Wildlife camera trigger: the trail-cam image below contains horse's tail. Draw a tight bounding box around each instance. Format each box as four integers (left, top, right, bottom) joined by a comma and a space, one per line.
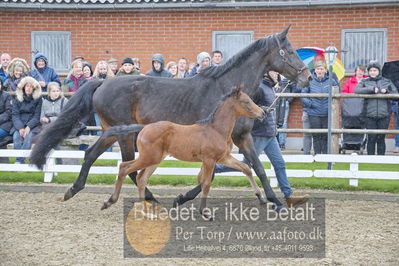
30, 79, 104, 169
103, 124, 145, 138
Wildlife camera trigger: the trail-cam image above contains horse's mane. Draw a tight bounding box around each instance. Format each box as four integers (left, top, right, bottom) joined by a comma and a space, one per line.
196, 88, 238, 125
199, 36, 272, 79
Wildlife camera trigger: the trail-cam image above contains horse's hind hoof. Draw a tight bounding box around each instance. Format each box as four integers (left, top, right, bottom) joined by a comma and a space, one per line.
172, 194, 184, 208
63, 187, 75, 201
63, 185, 84, 201
267, 196, 283, 208
270, 203, 284, 213
101, 202, 109, 210
200, 212, 214, 221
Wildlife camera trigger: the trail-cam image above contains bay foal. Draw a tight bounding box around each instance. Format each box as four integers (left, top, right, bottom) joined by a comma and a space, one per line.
101, 86, 266, 216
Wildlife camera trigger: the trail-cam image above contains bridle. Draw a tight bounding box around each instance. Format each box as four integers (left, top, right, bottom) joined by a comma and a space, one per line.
273, 34, 307, 75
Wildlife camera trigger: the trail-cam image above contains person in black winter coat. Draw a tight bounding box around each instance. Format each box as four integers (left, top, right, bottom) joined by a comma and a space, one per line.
11, 77, 42, 163
0, 78, 13, 146
355, 60, 398, 155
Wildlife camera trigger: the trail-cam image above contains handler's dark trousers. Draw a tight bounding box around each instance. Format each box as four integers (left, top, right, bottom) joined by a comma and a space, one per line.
309, 115, 328, 154
366, 117, 390, 155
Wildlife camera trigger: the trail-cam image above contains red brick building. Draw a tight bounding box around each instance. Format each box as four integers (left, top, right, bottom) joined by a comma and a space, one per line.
1, 0, 398, 149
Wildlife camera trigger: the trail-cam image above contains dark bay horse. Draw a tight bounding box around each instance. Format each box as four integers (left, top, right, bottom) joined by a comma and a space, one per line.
30, 26, 311, 208
101, 86, 266, 217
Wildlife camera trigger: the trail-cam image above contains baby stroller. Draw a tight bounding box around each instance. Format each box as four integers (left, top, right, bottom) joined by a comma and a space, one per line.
339, 97, 367, 154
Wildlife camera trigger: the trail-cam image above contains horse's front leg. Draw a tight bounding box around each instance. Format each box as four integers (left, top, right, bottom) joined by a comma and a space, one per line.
173, 168, 209, 207
64, 134, 116, 201
233, 133, 283, 209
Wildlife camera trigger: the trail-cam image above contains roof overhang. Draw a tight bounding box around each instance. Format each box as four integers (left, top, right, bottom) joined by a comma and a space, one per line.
1, 0, 398, 11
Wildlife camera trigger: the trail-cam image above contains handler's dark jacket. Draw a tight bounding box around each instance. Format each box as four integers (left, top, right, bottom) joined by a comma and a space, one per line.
355, 74, 398, 119
251, 78, 277, 138
11, 77, 42, 134
0, 89, 12, 133
275, 78, 297, 127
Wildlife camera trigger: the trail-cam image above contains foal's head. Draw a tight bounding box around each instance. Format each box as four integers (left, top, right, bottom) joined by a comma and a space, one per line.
230, 85, 265, 120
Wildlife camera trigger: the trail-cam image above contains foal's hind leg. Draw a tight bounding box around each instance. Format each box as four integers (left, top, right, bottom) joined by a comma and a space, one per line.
136, 164, 158, 200
64, 134, 116, 201
218, 155, 266, 204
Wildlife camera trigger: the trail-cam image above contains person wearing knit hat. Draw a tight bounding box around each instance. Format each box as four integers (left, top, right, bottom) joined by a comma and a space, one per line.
314, 60, 326, 70
107, 58, 118, 75
355, 60, 398, 155
188, 51, 211, 78
116, 57, 140, 76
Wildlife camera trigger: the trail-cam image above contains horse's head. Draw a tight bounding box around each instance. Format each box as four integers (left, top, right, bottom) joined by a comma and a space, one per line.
232, 85, 265, 120
265, 26, 312, 88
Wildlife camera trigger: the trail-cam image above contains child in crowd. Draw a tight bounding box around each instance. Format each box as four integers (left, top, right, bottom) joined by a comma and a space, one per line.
40, 82, 68, 125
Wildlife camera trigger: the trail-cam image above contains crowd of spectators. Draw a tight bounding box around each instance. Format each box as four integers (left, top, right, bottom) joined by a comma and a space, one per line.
0, 50, 225, 162
0, 49, 398, 162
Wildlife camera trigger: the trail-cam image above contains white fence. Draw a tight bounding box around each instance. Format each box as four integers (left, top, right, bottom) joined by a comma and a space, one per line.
0, 149, 398, 187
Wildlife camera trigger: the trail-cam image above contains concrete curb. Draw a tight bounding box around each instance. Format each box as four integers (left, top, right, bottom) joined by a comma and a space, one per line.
0, 183, 398, 202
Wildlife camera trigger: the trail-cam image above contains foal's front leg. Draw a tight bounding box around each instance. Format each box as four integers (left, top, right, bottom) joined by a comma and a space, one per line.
218, 155, 267, 204
199, 161, 216, 220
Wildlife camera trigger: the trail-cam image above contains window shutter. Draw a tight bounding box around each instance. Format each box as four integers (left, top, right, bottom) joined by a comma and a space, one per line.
31, 31, 71, 73
212, 31, 254, 62
341, 28, 387, 73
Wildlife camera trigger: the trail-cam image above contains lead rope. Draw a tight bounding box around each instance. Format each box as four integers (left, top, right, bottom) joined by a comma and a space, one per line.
264, 80, 291, 113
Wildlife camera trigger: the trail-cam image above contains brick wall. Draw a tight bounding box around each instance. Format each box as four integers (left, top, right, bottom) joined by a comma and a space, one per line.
1, 6, 398, 135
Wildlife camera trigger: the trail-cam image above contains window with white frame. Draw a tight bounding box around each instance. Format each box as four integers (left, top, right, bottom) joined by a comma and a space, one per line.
341, 28, 387, 74
31, 31, 71, 73
212, 31, 254, 63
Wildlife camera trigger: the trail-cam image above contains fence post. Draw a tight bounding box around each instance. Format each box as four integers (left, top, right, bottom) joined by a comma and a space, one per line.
332, 86, 340, 154
349, 153, 359, 186
44, 157, 55, 183
116, 159, 122, 180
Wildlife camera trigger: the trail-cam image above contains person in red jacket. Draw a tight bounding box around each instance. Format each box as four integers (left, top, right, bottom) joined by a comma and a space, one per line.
342, 65, 367, 93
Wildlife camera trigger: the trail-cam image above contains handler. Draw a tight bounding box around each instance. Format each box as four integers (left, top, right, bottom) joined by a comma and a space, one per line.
215, 70, 310, 207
